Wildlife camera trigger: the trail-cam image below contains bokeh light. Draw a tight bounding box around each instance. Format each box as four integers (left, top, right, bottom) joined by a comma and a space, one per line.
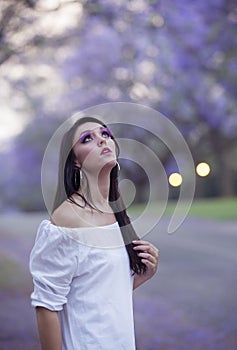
168, 172, 183, 187
196, 162, 211, 177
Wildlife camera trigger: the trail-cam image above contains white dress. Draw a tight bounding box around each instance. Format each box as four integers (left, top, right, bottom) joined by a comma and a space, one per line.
29, 220, 136, 350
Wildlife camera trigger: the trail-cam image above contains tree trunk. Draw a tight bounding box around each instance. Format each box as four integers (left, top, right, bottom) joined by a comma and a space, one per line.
218, 151, 235, 197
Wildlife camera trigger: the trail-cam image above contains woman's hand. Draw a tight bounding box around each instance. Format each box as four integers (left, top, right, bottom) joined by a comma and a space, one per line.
132, 240, 159, 289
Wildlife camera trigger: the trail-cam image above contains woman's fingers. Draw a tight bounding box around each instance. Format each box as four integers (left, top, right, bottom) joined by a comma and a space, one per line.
132, 240, 159, 278
133, 240, 159, 257
141, 259, 157, 268
133, 240, 159, 274
137, 252, 157, 263
133, 244, 151, 251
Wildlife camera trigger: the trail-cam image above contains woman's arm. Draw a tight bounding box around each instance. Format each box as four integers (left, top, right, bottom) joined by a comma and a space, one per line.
132, 240, 159, 290
36, 307, 62, 350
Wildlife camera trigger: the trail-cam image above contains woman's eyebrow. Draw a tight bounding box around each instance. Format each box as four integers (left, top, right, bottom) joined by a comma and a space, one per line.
79, 130, 90, 137
79, 126, 103, 138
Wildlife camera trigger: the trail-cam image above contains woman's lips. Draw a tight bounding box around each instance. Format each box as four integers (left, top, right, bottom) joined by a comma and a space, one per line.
100, 147, 112, 155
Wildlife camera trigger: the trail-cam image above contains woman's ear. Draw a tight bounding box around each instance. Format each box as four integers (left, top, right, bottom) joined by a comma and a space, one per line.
73, 159, 81, 169
74, 160, 81, 169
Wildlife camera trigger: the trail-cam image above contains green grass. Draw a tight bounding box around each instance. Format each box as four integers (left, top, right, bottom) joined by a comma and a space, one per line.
128, 197, 237, 220
0, 257, 30, 290
0, 257, 20, 289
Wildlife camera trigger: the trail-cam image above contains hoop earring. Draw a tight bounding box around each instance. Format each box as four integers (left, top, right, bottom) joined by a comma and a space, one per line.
80, 168, 83, 182
116, 161, 120, 172
74, 166, 80, 188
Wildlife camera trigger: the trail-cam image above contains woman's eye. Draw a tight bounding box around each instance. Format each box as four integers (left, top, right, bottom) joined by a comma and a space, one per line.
80, 133, 92, 143
102, 131, 110, 138
101, 127, 113, 138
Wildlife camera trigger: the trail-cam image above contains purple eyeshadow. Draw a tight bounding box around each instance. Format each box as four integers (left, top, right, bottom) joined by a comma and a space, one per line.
101, 127, 113, 137
79, 127, 113, 143
79, 131, 91, 143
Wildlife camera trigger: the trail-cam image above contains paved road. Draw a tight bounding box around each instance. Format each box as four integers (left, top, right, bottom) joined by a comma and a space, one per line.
134, 215, 237, 349
0, 213, 236, 350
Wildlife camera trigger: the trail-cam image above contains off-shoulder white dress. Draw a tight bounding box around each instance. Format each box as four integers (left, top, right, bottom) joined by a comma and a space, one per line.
29, 220, 135, 350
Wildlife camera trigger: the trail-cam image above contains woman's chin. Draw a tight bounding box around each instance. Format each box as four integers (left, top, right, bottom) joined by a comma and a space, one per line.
100, 159, 117, 172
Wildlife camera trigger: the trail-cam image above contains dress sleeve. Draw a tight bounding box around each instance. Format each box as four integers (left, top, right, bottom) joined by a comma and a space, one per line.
29, 220, 78, 311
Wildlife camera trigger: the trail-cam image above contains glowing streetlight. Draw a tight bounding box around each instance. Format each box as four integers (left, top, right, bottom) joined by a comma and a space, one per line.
168, 172, 183, 187
196, 162, 211, 177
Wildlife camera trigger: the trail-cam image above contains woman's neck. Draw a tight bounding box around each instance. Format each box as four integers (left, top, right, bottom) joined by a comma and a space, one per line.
81, 167, 112, 211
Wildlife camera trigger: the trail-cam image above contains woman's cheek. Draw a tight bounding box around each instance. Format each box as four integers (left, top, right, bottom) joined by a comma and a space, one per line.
74, 145, 90, 165
77, 145, 98, 166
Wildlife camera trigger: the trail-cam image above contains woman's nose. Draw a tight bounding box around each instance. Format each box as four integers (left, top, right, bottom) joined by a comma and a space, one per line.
97, 134, 106, 146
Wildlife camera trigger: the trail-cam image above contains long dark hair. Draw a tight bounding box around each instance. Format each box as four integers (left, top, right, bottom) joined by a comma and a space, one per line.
52, 116, 146, 275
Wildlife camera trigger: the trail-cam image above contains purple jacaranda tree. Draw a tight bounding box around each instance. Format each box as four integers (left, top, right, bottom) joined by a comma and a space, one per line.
0, 0, 83, 65
60, 0, 237, 196
0, 116, 63, 211
0, 0, 237, 210
156, 0, 237, 196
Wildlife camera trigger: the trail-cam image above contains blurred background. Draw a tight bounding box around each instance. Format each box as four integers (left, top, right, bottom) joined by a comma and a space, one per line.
0, 0, 237, 211
0, 0, 237, 349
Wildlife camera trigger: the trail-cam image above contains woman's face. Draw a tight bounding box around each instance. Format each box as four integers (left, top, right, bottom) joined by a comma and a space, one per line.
72, 122, 117, 173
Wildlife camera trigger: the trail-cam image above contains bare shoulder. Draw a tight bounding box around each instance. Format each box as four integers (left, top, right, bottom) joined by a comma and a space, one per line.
51, 200, 84, 228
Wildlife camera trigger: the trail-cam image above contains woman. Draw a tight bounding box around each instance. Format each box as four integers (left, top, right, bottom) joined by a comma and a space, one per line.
30, 116, 159, 350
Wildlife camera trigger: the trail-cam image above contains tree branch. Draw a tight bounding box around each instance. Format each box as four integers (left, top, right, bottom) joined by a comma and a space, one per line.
34, 0, 82, 12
